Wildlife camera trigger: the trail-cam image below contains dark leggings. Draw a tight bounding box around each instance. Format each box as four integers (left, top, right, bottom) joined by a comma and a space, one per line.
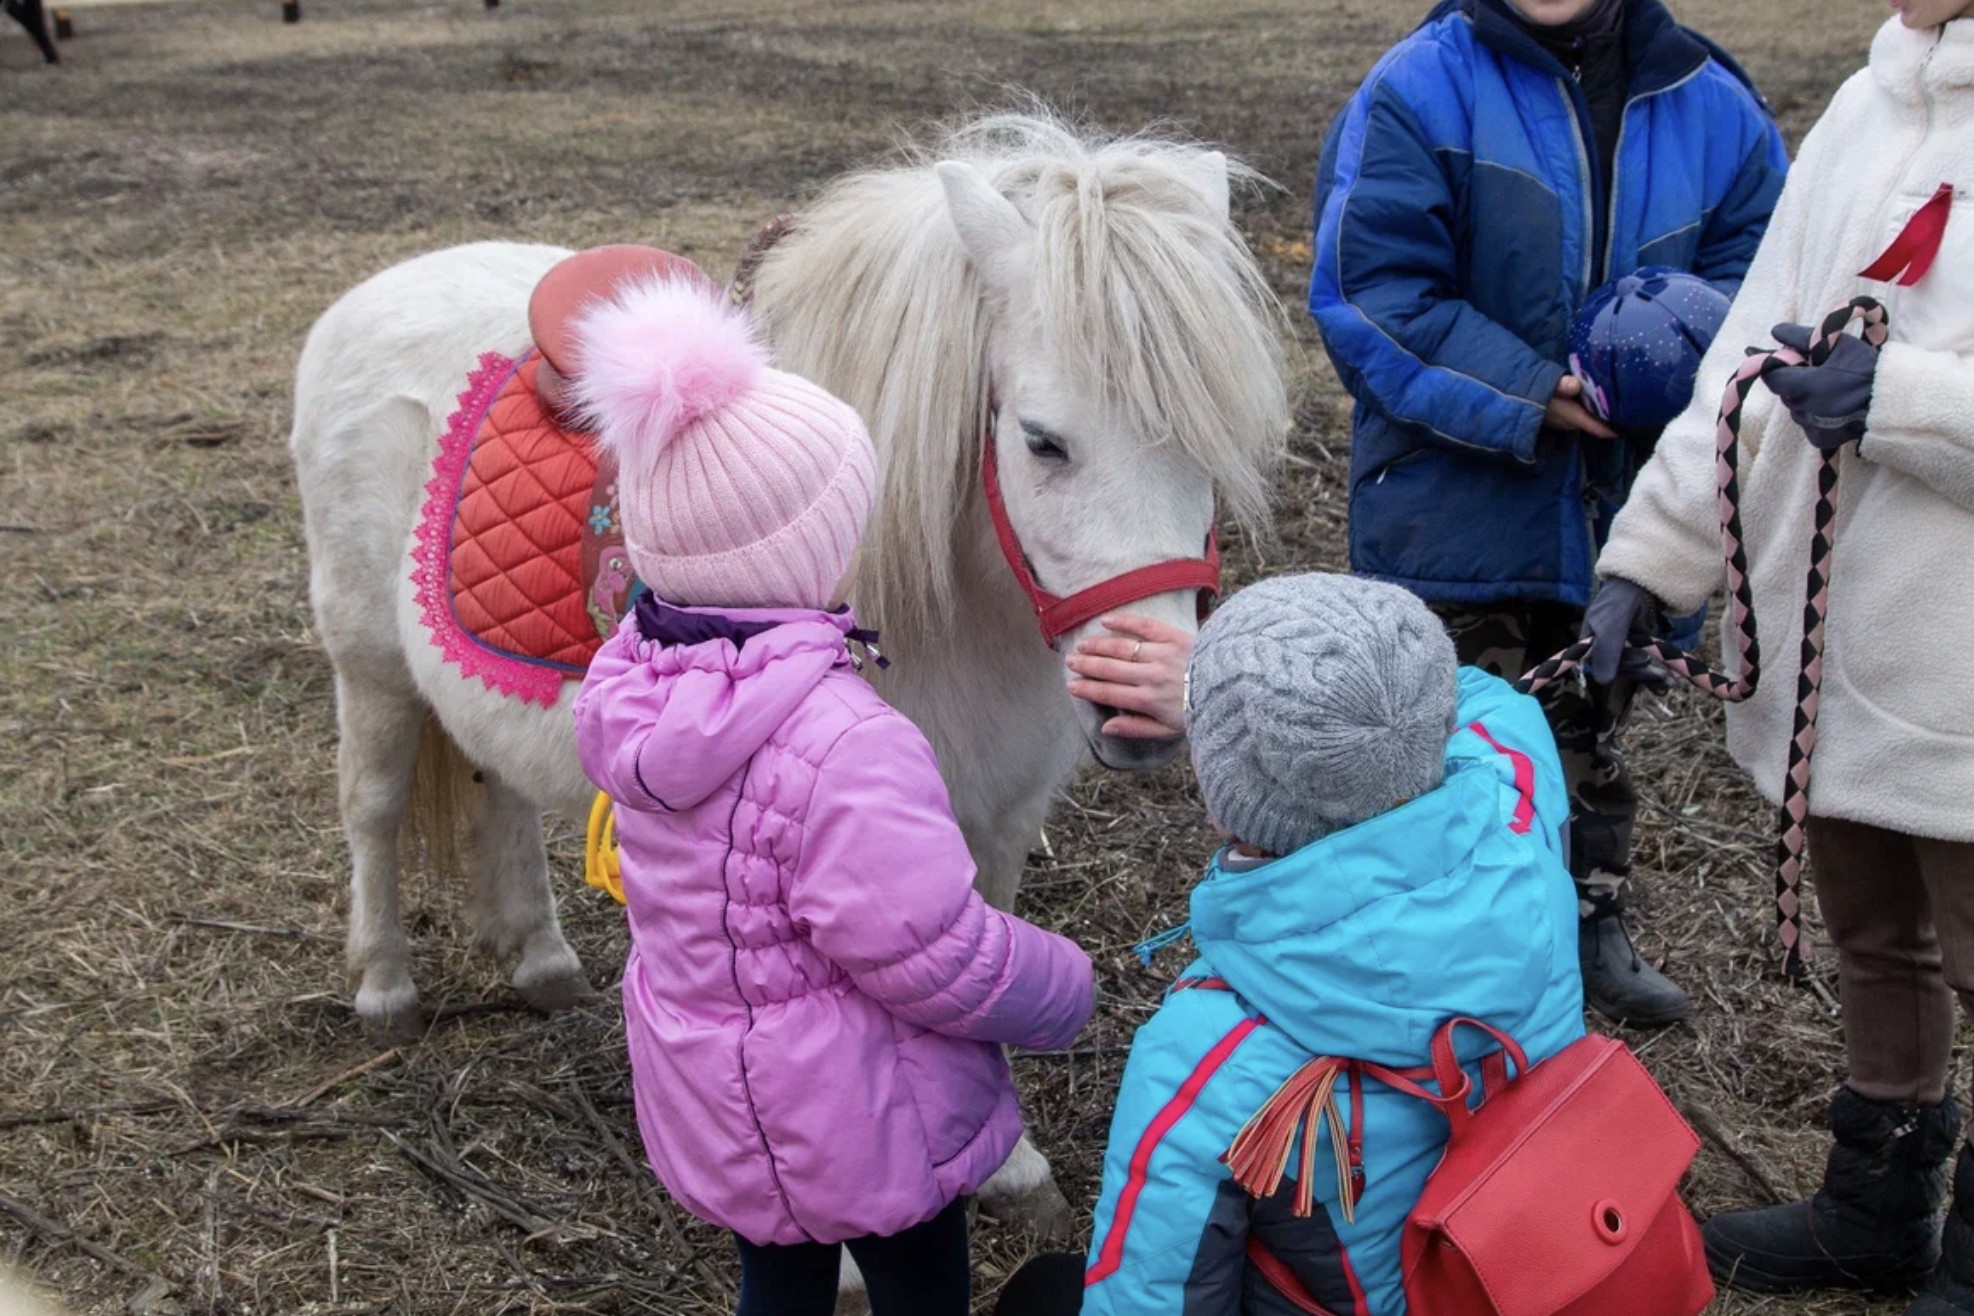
735, 1197, 971, 1316
994, 1252, 1084, 1315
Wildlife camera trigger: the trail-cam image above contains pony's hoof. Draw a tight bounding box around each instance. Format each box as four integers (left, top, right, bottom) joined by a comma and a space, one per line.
981, 1179, 1076, 1243
834, 1253, 870, 1315
356, 984, 427, 1045
517, 968, 597, 1014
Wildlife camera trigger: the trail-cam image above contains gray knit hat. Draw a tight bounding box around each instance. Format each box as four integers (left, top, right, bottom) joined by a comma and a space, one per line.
1186, 573, 1459, 856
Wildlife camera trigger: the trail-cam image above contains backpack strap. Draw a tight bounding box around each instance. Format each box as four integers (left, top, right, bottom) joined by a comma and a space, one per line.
1421, 1017, 1530, 1137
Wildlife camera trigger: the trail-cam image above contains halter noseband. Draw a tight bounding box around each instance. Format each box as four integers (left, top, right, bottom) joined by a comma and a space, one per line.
979, 403, 1222, 648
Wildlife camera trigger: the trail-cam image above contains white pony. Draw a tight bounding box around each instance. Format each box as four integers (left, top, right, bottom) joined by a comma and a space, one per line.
290, 111, 1287, 1230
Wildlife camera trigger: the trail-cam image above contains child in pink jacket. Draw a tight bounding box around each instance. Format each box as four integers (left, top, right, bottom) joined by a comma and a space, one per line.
569, 277, 1096, 1316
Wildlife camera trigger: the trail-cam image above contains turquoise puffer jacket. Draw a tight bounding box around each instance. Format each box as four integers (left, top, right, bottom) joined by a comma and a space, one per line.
1082, 670, 1585, 1315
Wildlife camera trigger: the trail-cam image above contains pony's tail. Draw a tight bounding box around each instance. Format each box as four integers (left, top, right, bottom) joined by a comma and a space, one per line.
400, 713, 478, 882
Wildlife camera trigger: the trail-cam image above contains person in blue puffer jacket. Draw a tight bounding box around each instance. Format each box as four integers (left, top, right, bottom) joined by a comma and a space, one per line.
998, 573, 1586, 1316
1309, 0, 1788, 1028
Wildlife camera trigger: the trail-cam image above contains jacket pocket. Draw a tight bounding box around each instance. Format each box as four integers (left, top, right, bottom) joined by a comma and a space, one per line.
892, 1022, 1012, 1167
1826, 472, 1974, 739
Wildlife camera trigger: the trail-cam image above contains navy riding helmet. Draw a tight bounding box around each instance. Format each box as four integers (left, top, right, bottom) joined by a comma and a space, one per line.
1568, 268, 1732, 433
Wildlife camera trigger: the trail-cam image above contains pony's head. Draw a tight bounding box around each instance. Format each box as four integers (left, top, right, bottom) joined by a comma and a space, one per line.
751, 112, 1288, 772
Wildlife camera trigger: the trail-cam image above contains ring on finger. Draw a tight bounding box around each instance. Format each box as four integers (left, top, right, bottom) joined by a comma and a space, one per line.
1131, 640, 1144, 662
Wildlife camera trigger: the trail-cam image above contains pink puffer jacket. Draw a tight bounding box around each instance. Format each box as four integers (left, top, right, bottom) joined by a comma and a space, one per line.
574, 598, 1095, 1247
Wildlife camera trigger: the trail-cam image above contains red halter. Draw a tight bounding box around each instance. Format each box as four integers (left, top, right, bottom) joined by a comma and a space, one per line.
979, 407, 1222, 648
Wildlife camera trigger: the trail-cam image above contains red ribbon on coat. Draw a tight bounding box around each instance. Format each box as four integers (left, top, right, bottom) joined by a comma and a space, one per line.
1860, 183, 1954, 287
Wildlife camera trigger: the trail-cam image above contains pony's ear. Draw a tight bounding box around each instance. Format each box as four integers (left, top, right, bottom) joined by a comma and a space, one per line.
936, 160, 1030, 293
1183, 150, 1232, 221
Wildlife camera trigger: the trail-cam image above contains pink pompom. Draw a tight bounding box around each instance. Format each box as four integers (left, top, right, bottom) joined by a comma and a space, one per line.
570, 276, 768, 467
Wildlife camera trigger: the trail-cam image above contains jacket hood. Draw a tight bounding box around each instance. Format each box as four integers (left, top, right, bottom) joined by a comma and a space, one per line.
1188, 691, 1577, 1067
617, 599, 861, 810
1447, 0, 1732, 99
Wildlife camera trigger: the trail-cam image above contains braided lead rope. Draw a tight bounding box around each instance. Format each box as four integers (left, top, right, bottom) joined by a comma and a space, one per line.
1515, 297, 1889, 979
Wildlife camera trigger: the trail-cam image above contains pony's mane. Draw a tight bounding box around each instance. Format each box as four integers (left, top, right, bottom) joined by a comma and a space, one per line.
748, 110, 1289, 634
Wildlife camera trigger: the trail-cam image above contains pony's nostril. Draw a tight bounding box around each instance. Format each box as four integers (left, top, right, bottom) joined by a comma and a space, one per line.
1093, 704, 1121, 724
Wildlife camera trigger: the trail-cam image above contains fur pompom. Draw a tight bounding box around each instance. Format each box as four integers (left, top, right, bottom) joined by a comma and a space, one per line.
570, 276, 767, 464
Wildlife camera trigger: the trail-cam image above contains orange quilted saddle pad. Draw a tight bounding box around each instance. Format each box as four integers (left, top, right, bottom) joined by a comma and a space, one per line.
412, 352, 640, 705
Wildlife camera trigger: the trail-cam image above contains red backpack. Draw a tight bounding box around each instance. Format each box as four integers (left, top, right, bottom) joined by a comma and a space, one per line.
1374, 1018, 1713, 1316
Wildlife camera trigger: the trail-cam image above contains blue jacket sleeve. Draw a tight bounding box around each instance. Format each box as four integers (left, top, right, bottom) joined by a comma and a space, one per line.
1082, 998, 1259, 1315
1311, 75, 1566, 465
1692, 86, 1790, 297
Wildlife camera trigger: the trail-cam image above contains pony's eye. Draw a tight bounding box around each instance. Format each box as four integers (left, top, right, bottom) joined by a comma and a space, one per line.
1020, 420, 1070, 463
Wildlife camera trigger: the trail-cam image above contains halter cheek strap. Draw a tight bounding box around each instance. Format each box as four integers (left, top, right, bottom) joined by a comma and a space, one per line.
979, 406, 1222, 648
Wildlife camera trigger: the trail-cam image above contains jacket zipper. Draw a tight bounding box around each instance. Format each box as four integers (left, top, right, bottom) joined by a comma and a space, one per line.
1563, 63, 1708, 589
1601, 65, 1707, 280
1867, 35, 1942, 316
1557, 76, 1598, 295
1558, 77, 1600, 589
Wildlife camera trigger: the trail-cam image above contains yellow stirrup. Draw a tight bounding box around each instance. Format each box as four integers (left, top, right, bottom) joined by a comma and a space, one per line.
584, 791, 626, 906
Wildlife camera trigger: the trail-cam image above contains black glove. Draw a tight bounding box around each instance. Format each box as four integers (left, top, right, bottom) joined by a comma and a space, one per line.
1581, 577, 1660, 687
1765, 323, 1879, 453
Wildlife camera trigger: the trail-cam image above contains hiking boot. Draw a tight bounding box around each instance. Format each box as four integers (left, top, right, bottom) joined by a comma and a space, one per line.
1908, 1147, 1974, 1314
1579, 907, 1689, 1026
1706, 1087, 1959, 1294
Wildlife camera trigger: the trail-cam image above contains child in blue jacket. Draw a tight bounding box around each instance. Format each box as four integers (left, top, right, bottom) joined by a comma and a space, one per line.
1000, 573, 1584, 1316
1309, 0, 1788, 1027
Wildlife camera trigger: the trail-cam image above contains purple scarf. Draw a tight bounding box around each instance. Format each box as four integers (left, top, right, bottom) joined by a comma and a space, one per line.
635, 595, 889, 668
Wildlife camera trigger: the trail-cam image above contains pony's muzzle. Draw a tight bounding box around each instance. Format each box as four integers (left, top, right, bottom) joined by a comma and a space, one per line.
1089, 727, 1186, 772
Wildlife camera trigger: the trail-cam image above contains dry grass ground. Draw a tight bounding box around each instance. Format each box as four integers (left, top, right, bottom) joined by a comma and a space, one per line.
0, 0, 1913, 1312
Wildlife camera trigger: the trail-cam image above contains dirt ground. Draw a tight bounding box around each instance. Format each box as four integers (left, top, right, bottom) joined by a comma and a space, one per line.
0, 0, 1913, 1312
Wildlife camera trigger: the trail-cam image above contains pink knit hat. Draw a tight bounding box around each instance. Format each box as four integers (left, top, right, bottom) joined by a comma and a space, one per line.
571, 277, 877, 611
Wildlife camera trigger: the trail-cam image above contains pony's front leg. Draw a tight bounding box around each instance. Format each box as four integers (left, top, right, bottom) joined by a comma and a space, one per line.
336, 672, 428, 1043
947, 764, 1081, 1243
978, 1134, 1075, 1242
469, 775, 594, 1012
963, 803, 1077, 1243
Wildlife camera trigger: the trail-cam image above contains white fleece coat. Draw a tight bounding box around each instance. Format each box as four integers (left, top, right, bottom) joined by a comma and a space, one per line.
1600, 16, 1974, 843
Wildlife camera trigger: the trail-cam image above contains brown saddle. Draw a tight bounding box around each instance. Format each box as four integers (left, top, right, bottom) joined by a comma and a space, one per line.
525, 243, 717, 420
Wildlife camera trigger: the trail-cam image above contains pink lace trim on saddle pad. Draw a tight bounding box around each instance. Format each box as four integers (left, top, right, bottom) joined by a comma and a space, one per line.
411, 351, 627, 707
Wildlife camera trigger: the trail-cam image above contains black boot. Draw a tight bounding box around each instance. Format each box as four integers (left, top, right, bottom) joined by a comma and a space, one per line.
1908, 1147, 1974, 1314
1706, 1088, 1959, 1294
1578, 907, 1689, 1026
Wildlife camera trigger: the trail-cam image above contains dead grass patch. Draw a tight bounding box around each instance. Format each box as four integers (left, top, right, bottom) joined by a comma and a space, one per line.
1, 0, 1904, 1312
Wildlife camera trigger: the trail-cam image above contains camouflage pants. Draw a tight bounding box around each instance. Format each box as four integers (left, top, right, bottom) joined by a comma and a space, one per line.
1434, 602, 1636, 921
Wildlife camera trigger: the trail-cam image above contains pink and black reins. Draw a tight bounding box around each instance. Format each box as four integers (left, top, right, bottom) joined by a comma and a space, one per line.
1515, 297, 1892, 978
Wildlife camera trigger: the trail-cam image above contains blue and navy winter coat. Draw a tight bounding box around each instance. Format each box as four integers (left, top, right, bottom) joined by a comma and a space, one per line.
1080, 671, 1585, 1316
1310, 0, 1788, 607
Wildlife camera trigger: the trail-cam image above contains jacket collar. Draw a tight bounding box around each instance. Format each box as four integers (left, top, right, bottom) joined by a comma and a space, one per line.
1184, 739, 1519, 1065
1872, 16, 1974, 104
1451, 0, 1713, 99
636, 595, 856, 650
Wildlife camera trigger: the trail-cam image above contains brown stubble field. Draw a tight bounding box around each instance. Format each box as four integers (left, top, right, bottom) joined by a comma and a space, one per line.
0, 0, 1903, 1312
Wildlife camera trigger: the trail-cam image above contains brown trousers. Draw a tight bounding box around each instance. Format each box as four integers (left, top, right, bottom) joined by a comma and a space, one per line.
1812, 817, 1974, 1107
